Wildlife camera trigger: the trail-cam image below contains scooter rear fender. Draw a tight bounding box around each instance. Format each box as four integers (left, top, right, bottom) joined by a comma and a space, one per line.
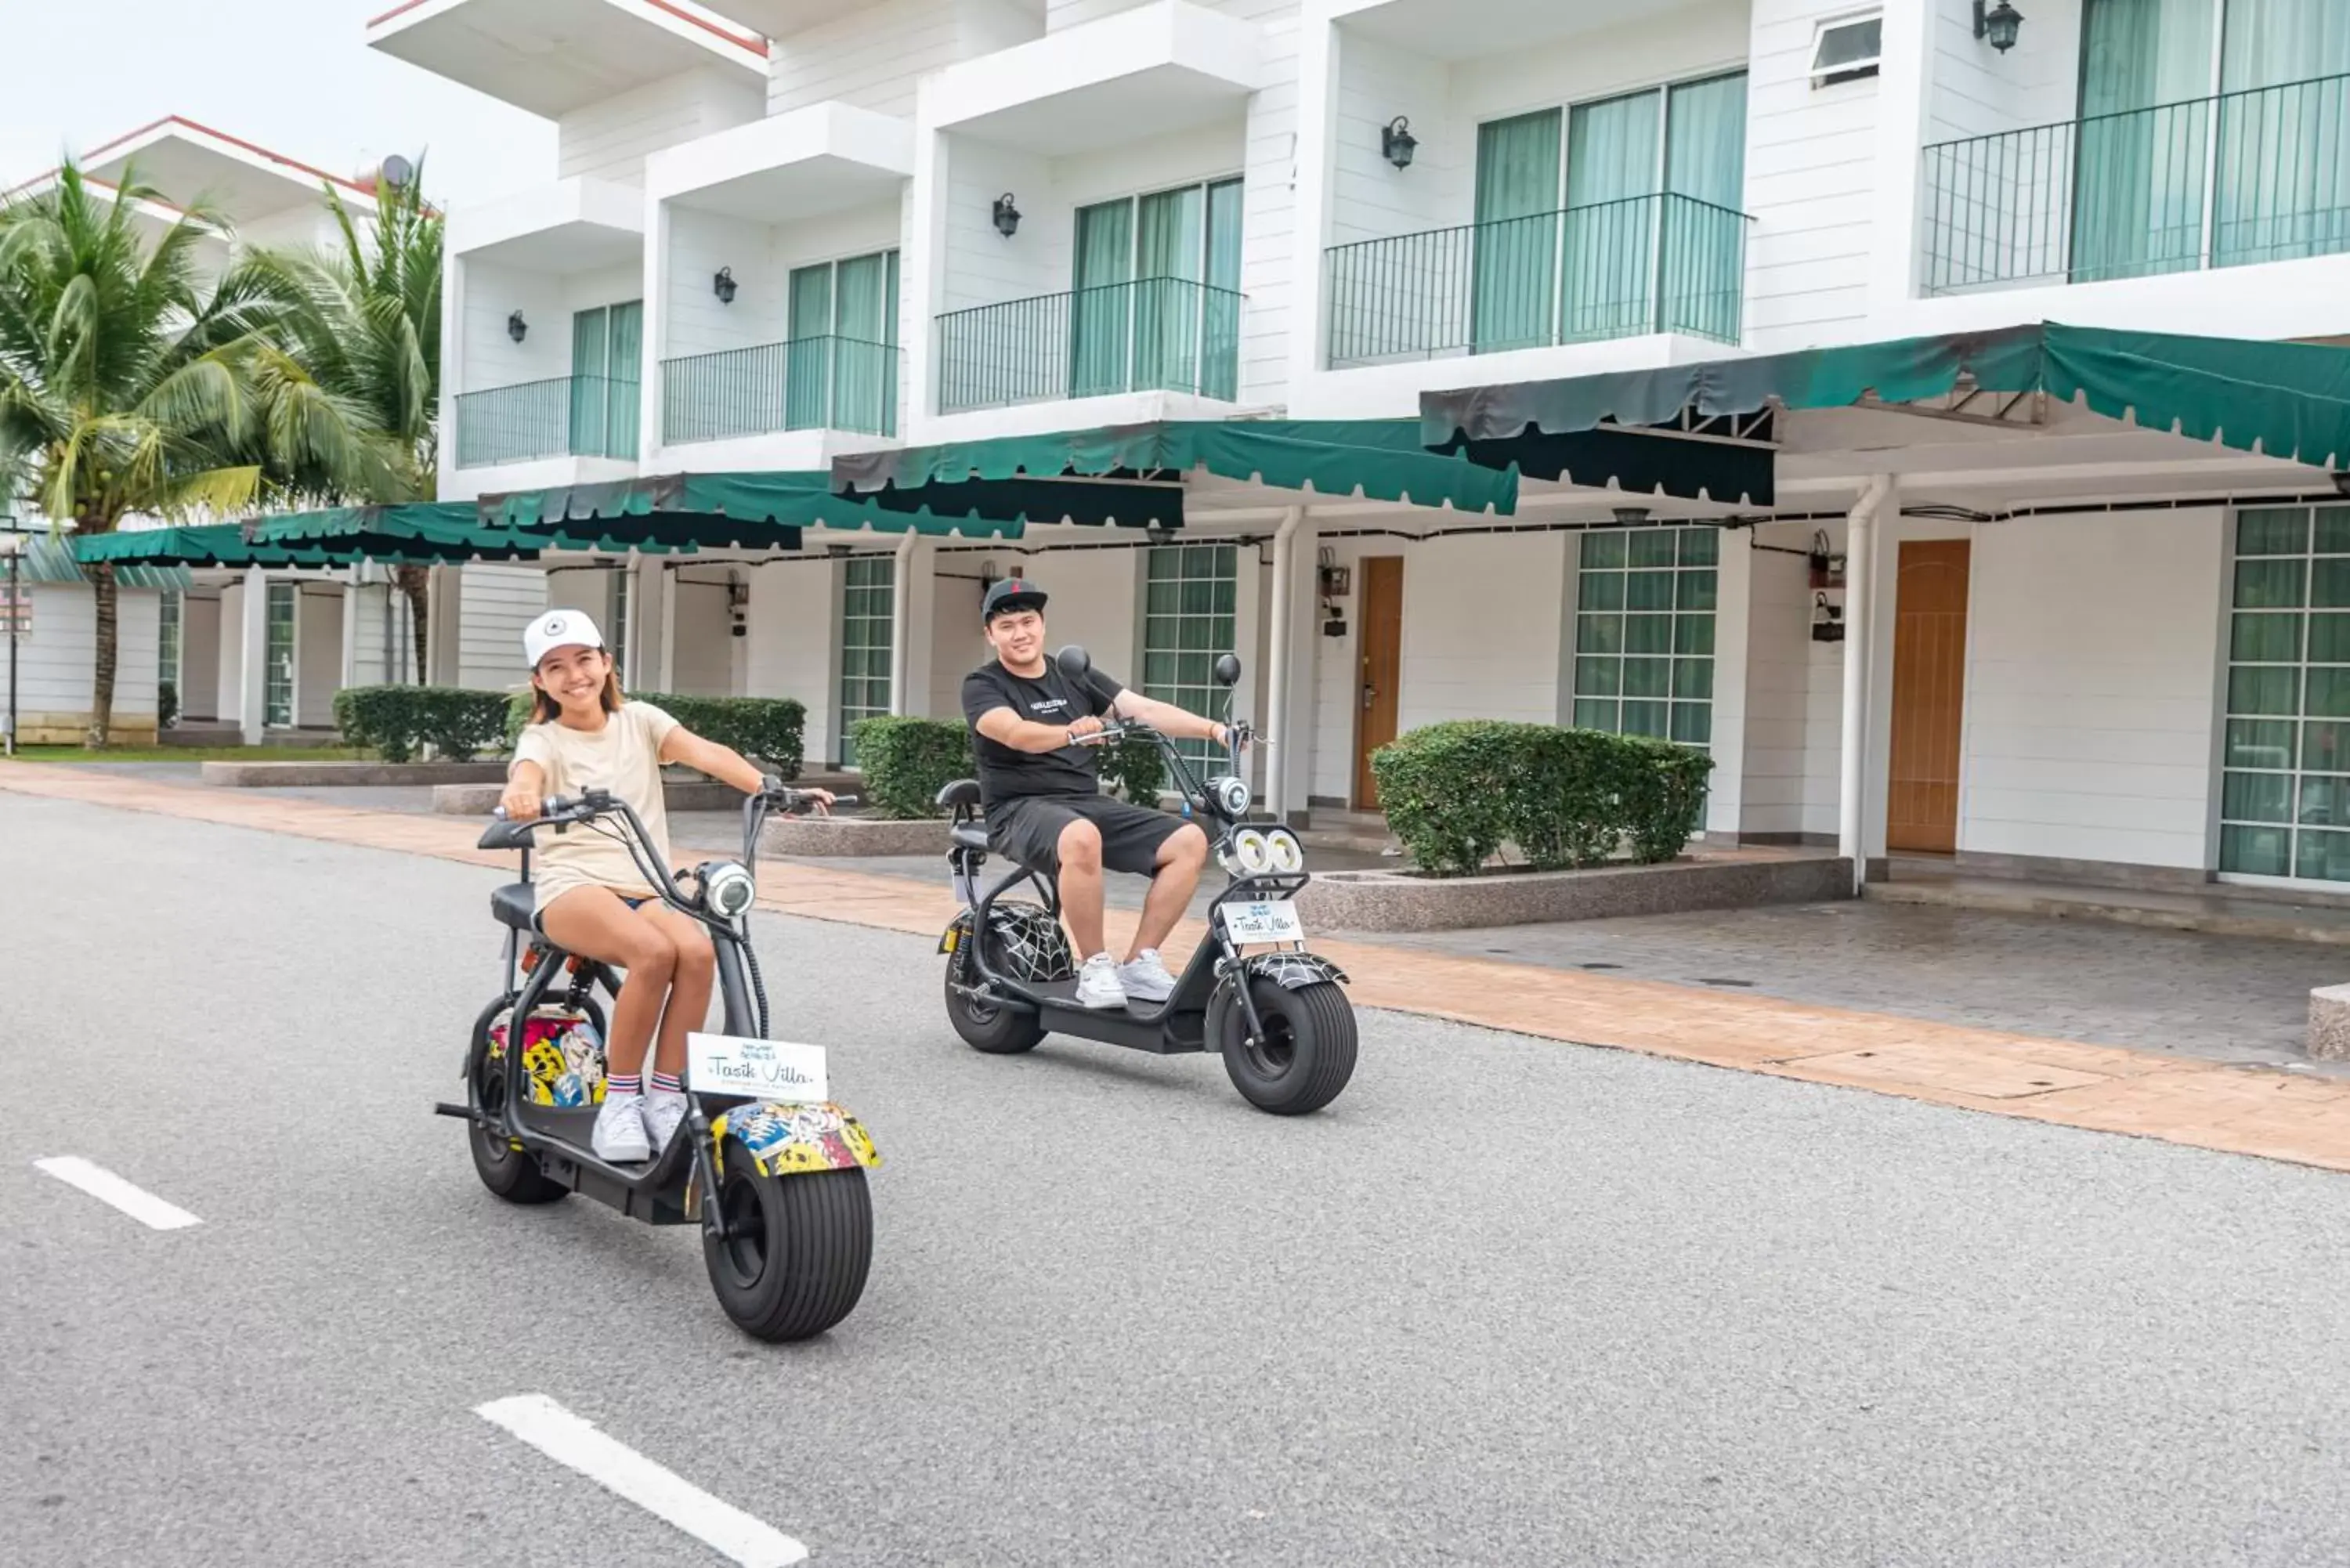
709, 1101, 882, 1179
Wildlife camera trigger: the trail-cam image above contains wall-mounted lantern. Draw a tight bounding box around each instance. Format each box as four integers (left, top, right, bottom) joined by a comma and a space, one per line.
713, 266, 738, 305
1381, 115, 1417, 171
992, 193, 1021, 238
1811, 591, 1846, 642
1974, 0, 2023, 52
507, 310, 527, 344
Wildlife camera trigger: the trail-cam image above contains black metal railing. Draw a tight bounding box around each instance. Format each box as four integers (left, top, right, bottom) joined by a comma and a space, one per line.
660, 337, 901, 445
1324, 192, 1749, 369
935, 277, 1244, 414
454, 375, 638, 468
1922, 70, 2350, 292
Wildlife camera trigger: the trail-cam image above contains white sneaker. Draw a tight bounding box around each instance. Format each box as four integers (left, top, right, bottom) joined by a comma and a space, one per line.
592, 1093, 653, 1163
1075, 952, 1129, 1010
642, 1090, 689, 1158
1118, 949, 1177, 1003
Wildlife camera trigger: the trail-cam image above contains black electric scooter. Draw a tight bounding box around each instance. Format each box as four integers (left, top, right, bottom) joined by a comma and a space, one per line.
935, 646, 1358, 1115
439, 780, 880, 1342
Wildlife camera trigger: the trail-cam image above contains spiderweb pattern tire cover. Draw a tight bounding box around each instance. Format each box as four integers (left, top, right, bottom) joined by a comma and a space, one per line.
964, 900, 1075, 985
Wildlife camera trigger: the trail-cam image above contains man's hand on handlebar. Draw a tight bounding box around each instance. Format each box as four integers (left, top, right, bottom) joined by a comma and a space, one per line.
1065, 714, 1110, 746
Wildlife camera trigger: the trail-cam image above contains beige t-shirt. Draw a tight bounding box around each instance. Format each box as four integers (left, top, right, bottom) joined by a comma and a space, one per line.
512, 701, 682, 909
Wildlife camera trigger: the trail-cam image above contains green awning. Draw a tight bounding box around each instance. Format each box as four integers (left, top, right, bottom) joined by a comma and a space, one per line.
23, 534, 192, 589
1421, 323, 2350, 500
480, 471, 1025, 540
74, 509, 550, 569
830, 419, 1523, 519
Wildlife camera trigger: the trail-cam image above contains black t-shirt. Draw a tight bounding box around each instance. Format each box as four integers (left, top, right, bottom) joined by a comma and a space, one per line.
960, 659, 1126, 807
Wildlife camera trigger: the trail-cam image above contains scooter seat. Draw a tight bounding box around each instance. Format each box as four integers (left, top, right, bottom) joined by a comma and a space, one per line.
950, 821, 992, 852
936, 779, 983, 811
491, 883, 541, 933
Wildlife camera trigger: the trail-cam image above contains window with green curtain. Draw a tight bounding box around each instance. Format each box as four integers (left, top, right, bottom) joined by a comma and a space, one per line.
1142, 544, 1238, 770
838, 556, 895, 768
1071, 198, 1135, 398
2214, 0, 2350, 267
1562, 89, 1662, 342
1661, 73, 1748, 341
264, 583, 296, 729
157, 589, 182, 695
2218, 504, 2350, 883
1133, 184, 1205, 394
1471, 109, 1562, 353
603, 300, 642, 460
786, 263, 835, 432
2072, 0, 2218, 283
1202, 179, 1244, 400
1571, 527, 1718, 745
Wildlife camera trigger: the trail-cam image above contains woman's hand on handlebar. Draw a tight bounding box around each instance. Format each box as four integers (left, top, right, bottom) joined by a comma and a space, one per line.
498, 780, 544, 822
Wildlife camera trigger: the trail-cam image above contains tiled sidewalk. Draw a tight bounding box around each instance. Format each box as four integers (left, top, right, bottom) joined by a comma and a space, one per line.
8, 758, 2348, 1175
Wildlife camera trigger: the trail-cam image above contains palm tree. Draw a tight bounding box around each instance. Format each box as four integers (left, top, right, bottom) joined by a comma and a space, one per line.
0, 160, 396, 743
244, 163, 443, 680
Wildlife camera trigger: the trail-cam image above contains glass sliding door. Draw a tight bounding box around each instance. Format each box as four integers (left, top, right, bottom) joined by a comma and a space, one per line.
1562, 90, 1662, 342
2072, 0, 2218, 282
1471, 109, 1562, 353
604, 300, 642, 460
2214, 0, 2350, 267
570, 302, 642, 459
1071, 198, 1136, 398
1661, 73, 1749, 340
1133, 184, 1206, 393
1203, 178, 1244, 400
786, 263, 834, 432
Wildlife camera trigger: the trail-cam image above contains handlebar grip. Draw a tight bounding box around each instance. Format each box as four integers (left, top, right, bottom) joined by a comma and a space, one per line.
828, 794, 859, 808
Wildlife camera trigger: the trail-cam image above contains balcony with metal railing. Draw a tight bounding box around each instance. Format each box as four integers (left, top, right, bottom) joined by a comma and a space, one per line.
935, 277, 1244, 416
661, 338, 901, 446
1921, 71, 2350, 294
1324, 193, 1749, 370
453, 375, 640, 469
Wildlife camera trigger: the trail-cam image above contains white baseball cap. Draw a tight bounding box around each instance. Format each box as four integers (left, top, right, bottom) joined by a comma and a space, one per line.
523, 609, 606, 670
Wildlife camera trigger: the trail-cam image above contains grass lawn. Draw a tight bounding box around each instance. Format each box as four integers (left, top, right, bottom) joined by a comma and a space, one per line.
7, 745, 375, 764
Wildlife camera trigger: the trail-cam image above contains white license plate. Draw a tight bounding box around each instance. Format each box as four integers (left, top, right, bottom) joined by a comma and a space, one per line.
686, 1033, 829, 1102
1222, 900, 1304, 945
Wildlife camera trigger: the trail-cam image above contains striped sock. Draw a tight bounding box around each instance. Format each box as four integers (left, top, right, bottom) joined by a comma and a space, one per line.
650, 1070, 683, 1096
608, 1072, 642, 1098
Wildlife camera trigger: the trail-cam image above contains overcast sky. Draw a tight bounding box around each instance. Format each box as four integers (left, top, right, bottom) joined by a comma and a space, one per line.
0, 0, 556, 209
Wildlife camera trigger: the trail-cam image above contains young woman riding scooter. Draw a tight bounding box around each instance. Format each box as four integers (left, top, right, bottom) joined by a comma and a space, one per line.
499, 609, 832, 1165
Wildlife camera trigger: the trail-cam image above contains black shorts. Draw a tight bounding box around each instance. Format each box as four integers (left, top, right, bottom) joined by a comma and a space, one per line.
988, 793, 1188, 876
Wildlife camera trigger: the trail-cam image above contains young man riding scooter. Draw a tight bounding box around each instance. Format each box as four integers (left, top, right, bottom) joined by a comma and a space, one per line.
960, 577, 1235, 1010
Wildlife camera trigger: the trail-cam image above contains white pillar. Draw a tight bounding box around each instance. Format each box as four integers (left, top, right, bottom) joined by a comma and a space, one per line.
239, 566, 269, 746
1864, 0, 1934, 316
888, 530, 919, 714
340, 566, 362, 692
656, 563, 679, 692
1838, 476, 1893, 891
621, 551, 645, 690
1265, 506, 1307, 825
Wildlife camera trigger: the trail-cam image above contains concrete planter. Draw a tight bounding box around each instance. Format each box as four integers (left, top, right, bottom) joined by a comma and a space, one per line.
1292, 854, 1856, 934
204, 760, 507, 788
431, 779, 748, 815
762, 815, 949, 858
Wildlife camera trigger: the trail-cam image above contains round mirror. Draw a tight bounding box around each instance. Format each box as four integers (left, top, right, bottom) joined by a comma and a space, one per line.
1055, 645, 1093, 681
1213, 653, 1242, 688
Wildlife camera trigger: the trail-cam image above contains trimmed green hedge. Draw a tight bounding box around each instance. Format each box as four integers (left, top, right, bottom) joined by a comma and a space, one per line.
848, 716, 971, 818
1097, 731, 1167, 804
502, 690, 806, 779
1369, 719, 1713, 878
334, 685, 512, 763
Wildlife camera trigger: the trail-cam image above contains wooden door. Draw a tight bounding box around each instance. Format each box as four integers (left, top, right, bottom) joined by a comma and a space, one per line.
1886, 540, 1971, 853
1354, 557, 1405, 807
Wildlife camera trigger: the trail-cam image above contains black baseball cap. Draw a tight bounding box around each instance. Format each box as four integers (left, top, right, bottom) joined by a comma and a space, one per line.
983, 576, 1048, 623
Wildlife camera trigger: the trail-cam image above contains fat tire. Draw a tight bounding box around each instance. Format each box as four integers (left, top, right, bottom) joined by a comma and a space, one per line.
702, 1138, 873, 1342
1220, 978, 1358, 1116
466, 996, 569, 1205
943, 919, 1047, 1055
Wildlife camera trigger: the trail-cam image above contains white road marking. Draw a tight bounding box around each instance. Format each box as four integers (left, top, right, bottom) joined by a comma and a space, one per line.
32, 1158, 202, 1230
475, 1394, 809, 1566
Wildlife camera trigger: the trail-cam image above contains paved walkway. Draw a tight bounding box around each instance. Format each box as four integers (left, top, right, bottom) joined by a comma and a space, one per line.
9, 758, 2350, 1177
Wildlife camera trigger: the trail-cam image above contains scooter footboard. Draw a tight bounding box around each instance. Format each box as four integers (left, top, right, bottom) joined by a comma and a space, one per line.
709, 1101, 882, 1178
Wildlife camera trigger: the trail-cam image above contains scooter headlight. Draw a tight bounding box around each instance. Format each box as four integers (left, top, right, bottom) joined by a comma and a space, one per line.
1231, 828, 1272, 874
1209, 774, 1253, 817
1264, 827, 1305, 873
703, 861, 757, 919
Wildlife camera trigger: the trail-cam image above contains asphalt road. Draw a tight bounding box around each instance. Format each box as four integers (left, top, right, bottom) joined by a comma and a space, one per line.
8, 792, 2350, 1567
